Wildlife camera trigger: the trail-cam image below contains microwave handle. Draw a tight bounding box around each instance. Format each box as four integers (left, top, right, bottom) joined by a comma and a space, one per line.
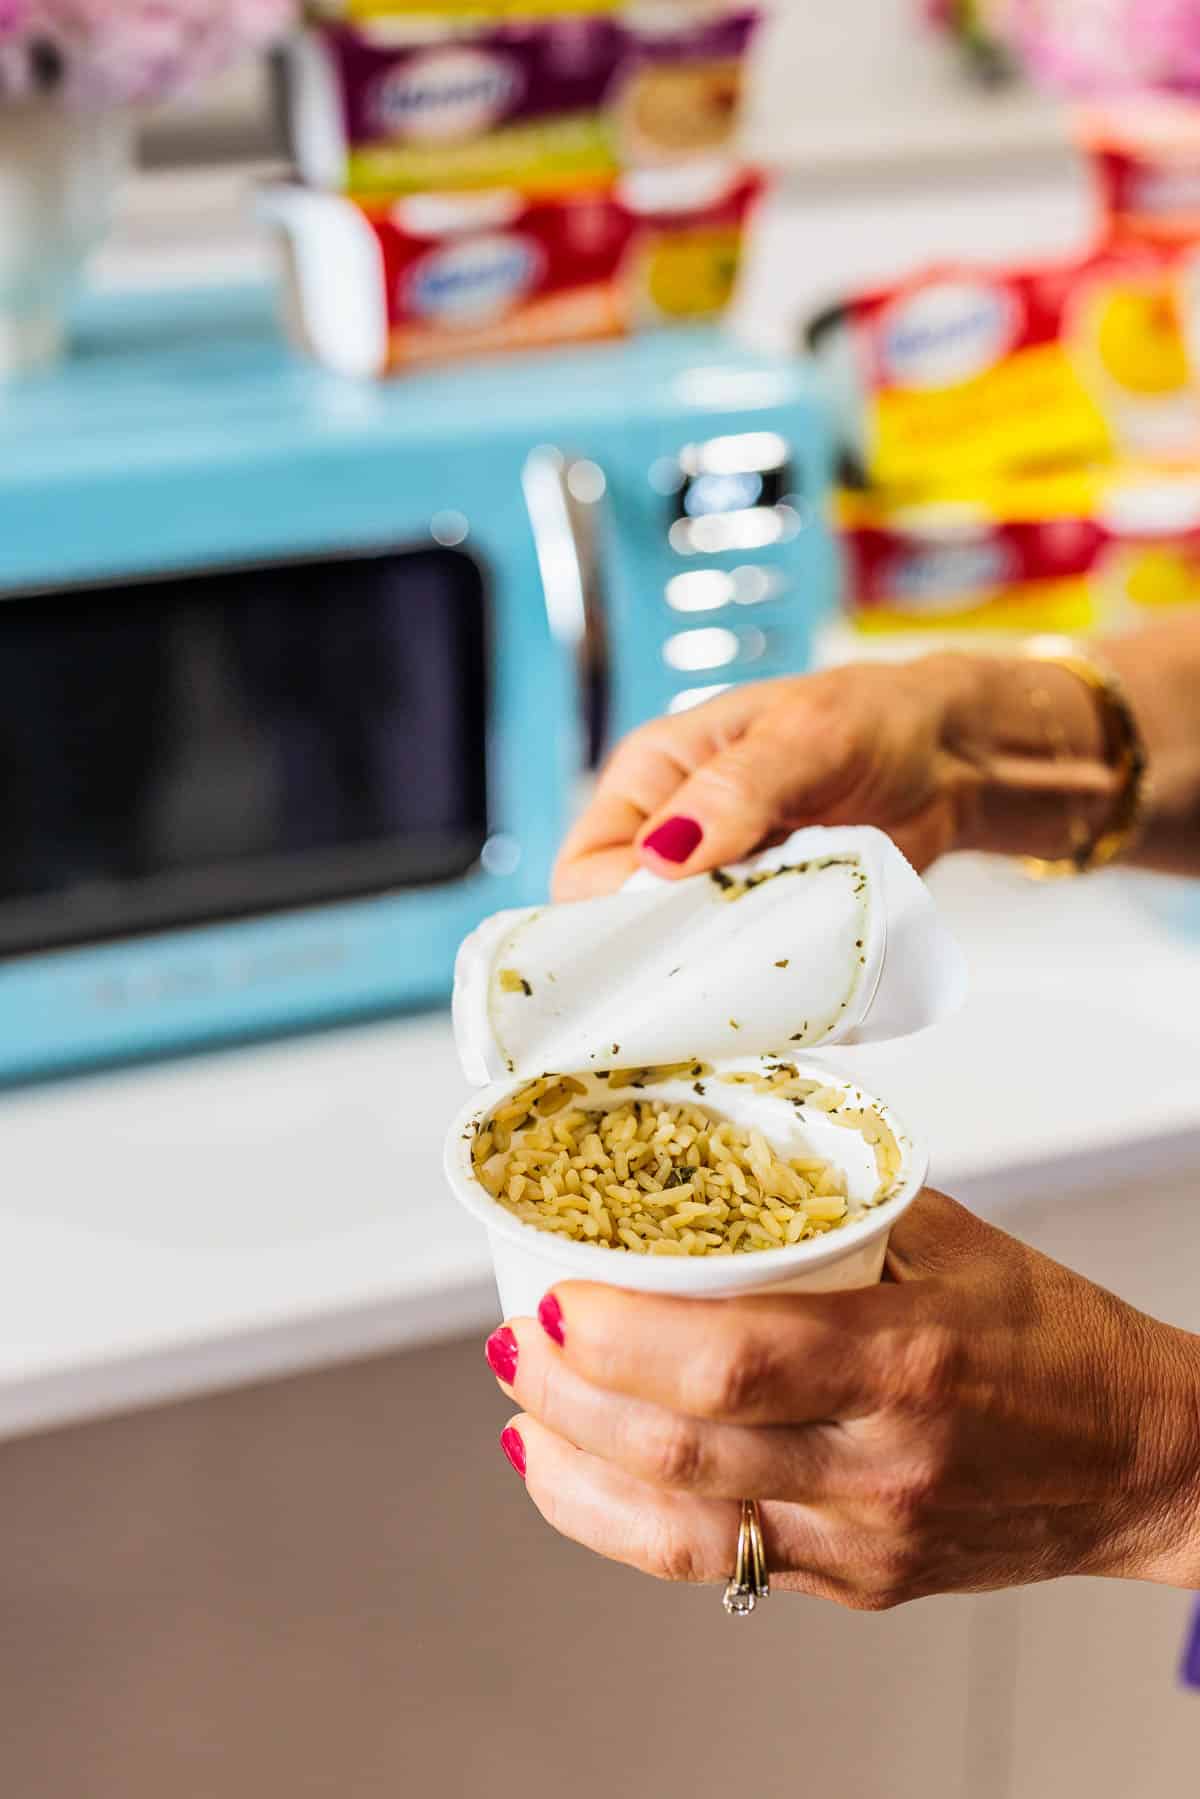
522, 446, 611, 774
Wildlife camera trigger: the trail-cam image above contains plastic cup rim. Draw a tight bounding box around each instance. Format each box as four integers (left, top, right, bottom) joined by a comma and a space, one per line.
443, 1058, 929, 1291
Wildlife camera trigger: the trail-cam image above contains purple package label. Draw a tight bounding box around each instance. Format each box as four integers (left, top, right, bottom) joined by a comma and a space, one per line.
624, 8, 763, 69
1182, 1596, 1200, 1690
321, 19, 626, 149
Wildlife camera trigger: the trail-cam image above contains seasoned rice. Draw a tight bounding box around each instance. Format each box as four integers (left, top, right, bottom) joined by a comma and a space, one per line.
469, 1066, 903, 1258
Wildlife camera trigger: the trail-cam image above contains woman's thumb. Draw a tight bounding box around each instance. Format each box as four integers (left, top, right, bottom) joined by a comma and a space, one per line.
635, 736, 796, 877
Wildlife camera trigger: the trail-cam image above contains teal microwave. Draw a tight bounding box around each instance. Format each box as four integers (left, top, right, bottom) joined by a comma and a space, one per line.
0, 282, 836, 1084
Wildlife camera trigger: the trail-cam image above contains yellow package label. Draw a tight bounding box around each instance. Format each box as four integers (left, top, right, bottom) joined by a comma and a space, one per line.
830, 252, 1200, 491
868, 341, 1115, 490
849, 579, 1103, 637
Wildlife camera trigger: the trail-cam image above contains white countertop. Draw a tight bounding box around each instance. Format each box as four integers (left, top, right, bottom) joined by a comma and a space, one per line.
4, 858, 1200, 1444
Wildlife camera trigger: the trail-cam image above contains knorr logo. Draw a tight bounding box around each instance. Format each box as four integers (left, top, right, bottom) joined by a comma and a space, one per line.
408, 233, 543, 326
373, 49, 522, 143
879, 282, 1020, 390
889, 536, 1015, 609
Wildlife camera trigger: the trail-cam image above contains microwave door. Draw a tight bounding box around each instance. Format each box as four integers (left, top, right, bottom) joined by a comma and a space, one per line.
0, 547, 489, 960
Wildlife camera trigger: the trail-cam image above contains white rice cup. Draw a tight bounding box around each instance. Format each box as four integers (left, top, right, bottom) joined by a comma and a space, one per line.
444, 1056, 929, 1320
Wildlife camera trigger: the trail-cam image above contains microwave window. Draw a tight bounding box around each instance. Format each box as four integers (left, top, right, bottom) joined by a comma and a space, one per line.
0, 548, 488, 958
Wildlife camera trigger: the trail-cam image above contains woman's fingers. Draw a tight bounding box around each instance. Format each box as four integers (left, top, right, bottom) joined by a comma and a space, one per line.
510, 1411, 740, 1583
505, 1414, 884, 1605
493, 1317, 847, 1501
551, 686, 778, 899
551, 841, 641, 902
532, 1281, 916, 1426
633, 696, 857, 879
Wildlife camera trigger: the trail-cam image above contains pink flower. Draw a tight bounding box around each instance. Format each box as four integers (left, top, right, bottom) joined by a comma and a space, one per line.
1009, 0, 1200, 95
1, 0, 294, 105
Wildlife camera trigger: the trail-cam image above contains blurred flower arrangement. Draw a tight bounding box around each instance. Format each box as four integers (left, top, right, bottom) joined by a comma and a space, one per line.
931, 0, 1200, 97
0, 0, 293, 107
1008, 0, 1200, 94
0, 1, 295, 376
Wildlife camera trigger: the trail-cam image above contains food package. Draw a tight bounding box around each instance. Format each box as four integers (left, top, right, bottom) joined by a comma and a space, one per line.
263, 184, 637, 374
284, 13, 626, 195
836, 461, 1200, 641
1076, 96, 1200, 247
444, 826, 965, 1314
621, 163, 763, 324
613, 5, 761, 167
263, 164, 762, 376
808, 246, 1200, 489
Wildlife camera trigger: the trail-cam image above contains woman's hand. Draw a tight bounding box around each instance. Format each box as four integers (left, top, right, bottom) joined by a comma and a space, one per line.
554, 612, 1200, 900
485, 1192, 1200, 1607
553, 662, 978, 900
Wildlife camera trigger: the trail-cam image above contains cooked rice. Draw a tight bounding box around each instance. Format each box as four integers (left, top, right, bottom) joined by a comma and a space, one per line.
469, 1066, 903, 1258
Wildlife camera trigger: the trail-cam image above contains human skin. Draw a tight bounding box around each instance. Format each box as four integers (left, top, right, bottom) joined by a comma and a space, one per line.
552, 614, 1200, 899
483, 614, 1200, 1605
487, 1192, 1200, 1607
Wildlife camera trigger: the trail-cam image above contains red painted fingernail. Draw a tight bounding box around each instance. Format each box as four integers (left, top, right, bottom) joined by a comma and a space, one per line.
643, 816, 703, 865
485, 1326, 518, 1386
500, 1426, 526, 1480
538, 1292, 566, 1347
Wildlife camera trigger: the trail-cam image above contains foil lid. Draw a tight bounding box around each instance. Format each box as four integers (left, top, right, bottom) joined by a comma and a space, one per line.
453, 826, 966, 1087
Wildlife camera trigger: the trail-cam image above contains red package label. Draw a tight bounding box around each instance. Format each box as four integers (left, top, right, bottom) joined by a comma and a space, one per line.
363, 192, 637, 366
844, 517, 1107, 612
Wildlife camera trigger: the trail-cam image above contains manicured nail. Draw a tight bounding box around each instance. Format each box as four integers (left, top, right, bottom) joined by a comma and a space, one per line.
485, 1326, 519, 1385
500, 1426, 526, 1480
538, 1292, 566, 1347
643, 816, 703, 865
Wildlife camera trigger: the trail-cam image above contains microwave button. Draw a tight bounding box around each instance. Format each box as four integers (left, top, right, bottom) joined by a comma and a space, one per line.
665, 570, 736, 613
679, 432, 791, 478
663, 626, 766, 674
668, 504, 802, 558
669, 683, 734, 714
664, 566, 783, 612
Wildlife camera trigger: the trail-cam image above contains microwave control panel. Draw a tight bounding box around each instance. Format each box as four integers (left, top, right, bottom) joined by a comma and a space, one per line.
634, 429, 828, 724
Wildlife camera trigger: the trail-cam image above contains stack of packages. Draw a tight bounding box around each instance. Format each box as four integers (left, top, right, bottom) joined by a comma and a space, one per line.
267, 0, 764, 376
816, 93, 1200, 646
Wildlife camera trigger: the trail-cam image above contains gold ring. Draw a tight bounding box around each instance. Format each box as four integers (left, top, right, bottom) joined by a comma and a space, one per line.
722, 1499, 770, 1617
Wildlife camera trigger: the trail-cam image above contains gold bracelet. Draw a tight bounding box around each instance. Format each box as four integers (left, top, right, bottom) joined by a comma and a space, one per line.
1020, 638, 1148, 881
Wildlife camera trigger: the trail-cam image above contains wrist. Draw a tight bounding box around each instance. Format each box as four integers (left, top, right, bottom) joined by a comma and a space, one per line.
1106, 1323, 1200, 1589
926, 649, 1115, 863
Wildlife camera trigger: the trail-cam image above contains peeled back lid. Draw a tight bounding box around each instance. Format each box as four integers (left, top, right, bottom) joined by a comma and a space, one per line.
453, 827, 966, 1087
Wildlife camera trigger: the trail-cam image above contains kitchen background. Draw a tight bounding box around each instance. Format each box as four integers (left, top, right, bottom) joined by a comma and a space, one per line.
2, 5, 1199, 1798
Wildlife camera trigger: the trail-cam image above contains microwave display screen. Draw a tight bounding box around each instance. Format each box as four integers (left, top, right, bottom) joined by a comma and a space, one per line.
0, 548, 488, 959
